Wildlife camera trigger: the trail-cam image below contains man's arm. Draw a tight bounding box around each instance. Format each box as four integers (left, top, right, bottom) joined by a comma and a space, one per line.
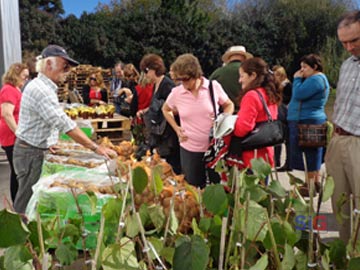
66, 127, 113, 158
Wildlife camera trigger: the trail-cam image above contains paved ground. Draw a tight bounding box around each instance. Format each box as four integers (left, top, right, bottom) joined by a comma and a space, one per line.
0, 146, 338, 241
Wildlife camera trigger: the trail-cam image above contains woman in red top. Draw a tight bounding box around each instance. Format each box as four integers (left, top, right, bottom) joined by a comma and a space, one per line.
231, 57, 281, 169
0, 63, 29, 202
82, 72, 108, 106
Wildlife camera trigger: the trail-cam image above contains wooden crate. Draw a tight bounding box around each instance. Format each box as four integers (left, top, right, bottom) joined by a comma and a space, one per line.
90, 114, 131, 142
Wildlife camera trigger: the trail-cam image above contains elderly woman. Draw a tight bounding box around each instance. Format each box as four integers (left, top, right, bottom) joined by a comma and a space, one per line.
287, 54, 330, 196
82, 71, 108, 106
139, 53, 181, 174
163, 53, 234, 188
0, 63, 29, 202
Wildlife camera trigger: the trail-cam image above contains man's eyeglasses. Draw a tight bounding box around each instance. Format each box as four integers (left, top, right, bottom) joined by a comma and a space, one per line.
90, 77, 97, 81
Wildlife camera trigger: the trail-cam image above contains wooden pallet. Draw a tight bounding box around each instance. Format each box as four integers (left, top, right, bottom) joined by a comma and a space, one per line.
90, 114, 131, 142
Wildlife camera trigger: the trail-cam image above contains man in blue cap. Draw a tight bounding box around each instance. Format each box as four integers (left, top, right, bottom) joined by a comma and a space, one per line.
13, 44, 115, 214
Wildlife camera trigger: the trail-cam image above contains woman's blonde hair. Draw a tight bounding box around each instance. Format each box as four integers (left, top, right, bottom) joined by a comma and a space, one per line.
86, 71, 106, 89
272, 65, 288, 81
123, 63, 140, 82
2, 63, 28, 87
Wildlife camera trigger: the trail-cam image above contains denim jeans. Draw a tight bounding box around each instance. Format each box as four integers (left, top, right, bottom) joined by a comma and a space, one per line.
13, 141, 45, 214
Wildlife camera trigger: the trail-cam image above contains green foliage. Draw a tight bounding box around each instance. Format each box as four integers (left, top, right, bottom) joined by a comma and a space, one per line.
173, 235, 210, 270
132, 166, 148, 193
0, 210, 29, 248
19, 0, 352, 80
203, 184, 228, 215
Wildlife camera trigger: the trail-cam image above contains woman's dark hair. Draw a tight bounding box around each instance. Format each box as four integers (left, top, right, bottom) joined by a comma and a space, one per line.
139, 54, 166, 76
239, 57, 282, 105
300, 54, 323, 72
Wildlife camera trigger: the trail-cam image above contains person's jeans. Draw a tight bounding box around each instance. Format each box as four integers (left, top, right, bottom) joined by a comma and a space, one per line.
13, 141, 45, 214
1, 145, 18, 202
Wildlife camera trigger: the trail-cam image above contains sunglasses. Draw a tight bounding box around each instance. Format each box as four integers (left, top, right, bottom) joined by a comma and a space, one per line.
176, 76, 191, 82
90, 77, 97, 81
144, 67, 150, 74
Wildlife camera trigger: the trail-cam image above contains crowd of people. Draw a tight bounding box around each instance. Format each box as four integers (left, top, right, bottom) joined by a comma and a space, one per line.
1, 10, 360, 243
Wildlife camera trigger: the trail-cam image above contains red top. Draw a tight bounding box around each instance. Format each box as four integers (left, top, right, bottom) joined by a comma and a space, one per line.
135, 83, 153, 111
0, 84, 22, 146
233, 88, 278, 168
89, 88, 103, 104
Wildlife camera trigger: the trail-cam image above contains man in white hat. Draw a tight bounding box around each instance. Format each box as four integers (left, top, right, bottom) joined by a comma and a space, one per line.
210, 45, 253, 112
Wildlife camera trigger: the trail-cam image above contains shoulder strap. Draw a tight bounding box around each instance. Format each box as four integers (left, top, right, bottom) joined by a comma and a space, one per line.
209, 80, 217, 119
254, 89, 272, 121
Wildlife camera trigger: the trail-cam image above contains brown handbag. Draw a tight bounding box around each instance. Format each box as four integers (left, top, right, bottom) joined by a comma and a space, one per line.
298, 123, 327, 147
297, 77, 328, 148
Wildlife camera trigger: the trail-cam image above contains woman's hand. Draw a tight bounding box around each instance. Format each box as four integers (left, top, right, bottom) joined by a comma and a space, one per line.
176, 126, 188, 142
294, 69, 303, 78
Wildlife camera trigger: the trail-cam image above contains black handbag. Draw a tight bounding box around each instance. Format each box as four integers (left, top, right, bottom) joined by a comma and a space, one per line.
229, 90, 284, 152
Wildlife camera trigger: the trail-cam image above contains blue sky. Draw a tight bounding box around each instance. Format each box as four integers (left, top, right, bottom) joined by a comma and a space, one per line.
62, 0, 360, 17
62, 0, 111, 17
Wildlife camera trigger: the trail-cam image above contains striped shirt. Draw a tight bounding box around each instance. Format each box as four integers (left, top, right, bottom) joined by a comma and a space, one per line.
16, 73, 76, 148
332, 56, 360, 136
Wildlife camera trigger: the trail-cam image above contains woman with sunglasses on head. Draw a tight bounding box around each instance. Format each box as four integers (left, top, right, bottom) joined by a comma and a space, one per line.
163, 53, 234, 188
82, 71, 108, 106
0, 63, 29, 202
139, 53, 181, 174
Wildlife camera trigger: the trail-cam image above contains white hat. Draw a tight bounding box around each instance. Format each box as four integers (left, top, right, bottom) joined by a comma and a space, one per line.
221, 45, 253, 63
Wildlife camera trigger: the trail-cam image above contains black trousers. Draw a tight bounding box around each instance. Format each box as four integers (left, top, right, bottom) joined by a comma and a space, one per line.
2, 145, 18, 202
180, 146, 220, 188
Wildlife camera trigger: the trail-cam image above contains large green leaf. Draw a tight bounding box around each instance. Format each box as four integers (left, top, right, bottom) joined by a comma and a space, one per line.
268, 180, 287, 198
246, 186, 268, 202
148, 204, 165, 232
203, 184, 228, 215
250, 158, 272, 180
55, 243, 78, 266
322, 176, 335, 202
132, 166, 148, 194
3, 245, 33, 270
199, 217, 211, 233
242, 201, 268, 242
161, 246, 175, 266
281, 244, 295, 270
126, 214, 140, 238
0, 209, 29, 248
150, 165, 163, 195
102, 198, 122, 223
248, 253, 268, 270
27, 221, 50, 251
102, 239, 139, 270
173, 235, 209, 270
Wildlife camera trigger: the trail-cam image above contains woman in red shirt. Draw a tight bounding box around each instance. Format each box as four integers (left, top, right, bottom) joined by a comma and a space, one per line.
0, 63, 29, 202
82, 72, 108, 106
230, 57, 281, 169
